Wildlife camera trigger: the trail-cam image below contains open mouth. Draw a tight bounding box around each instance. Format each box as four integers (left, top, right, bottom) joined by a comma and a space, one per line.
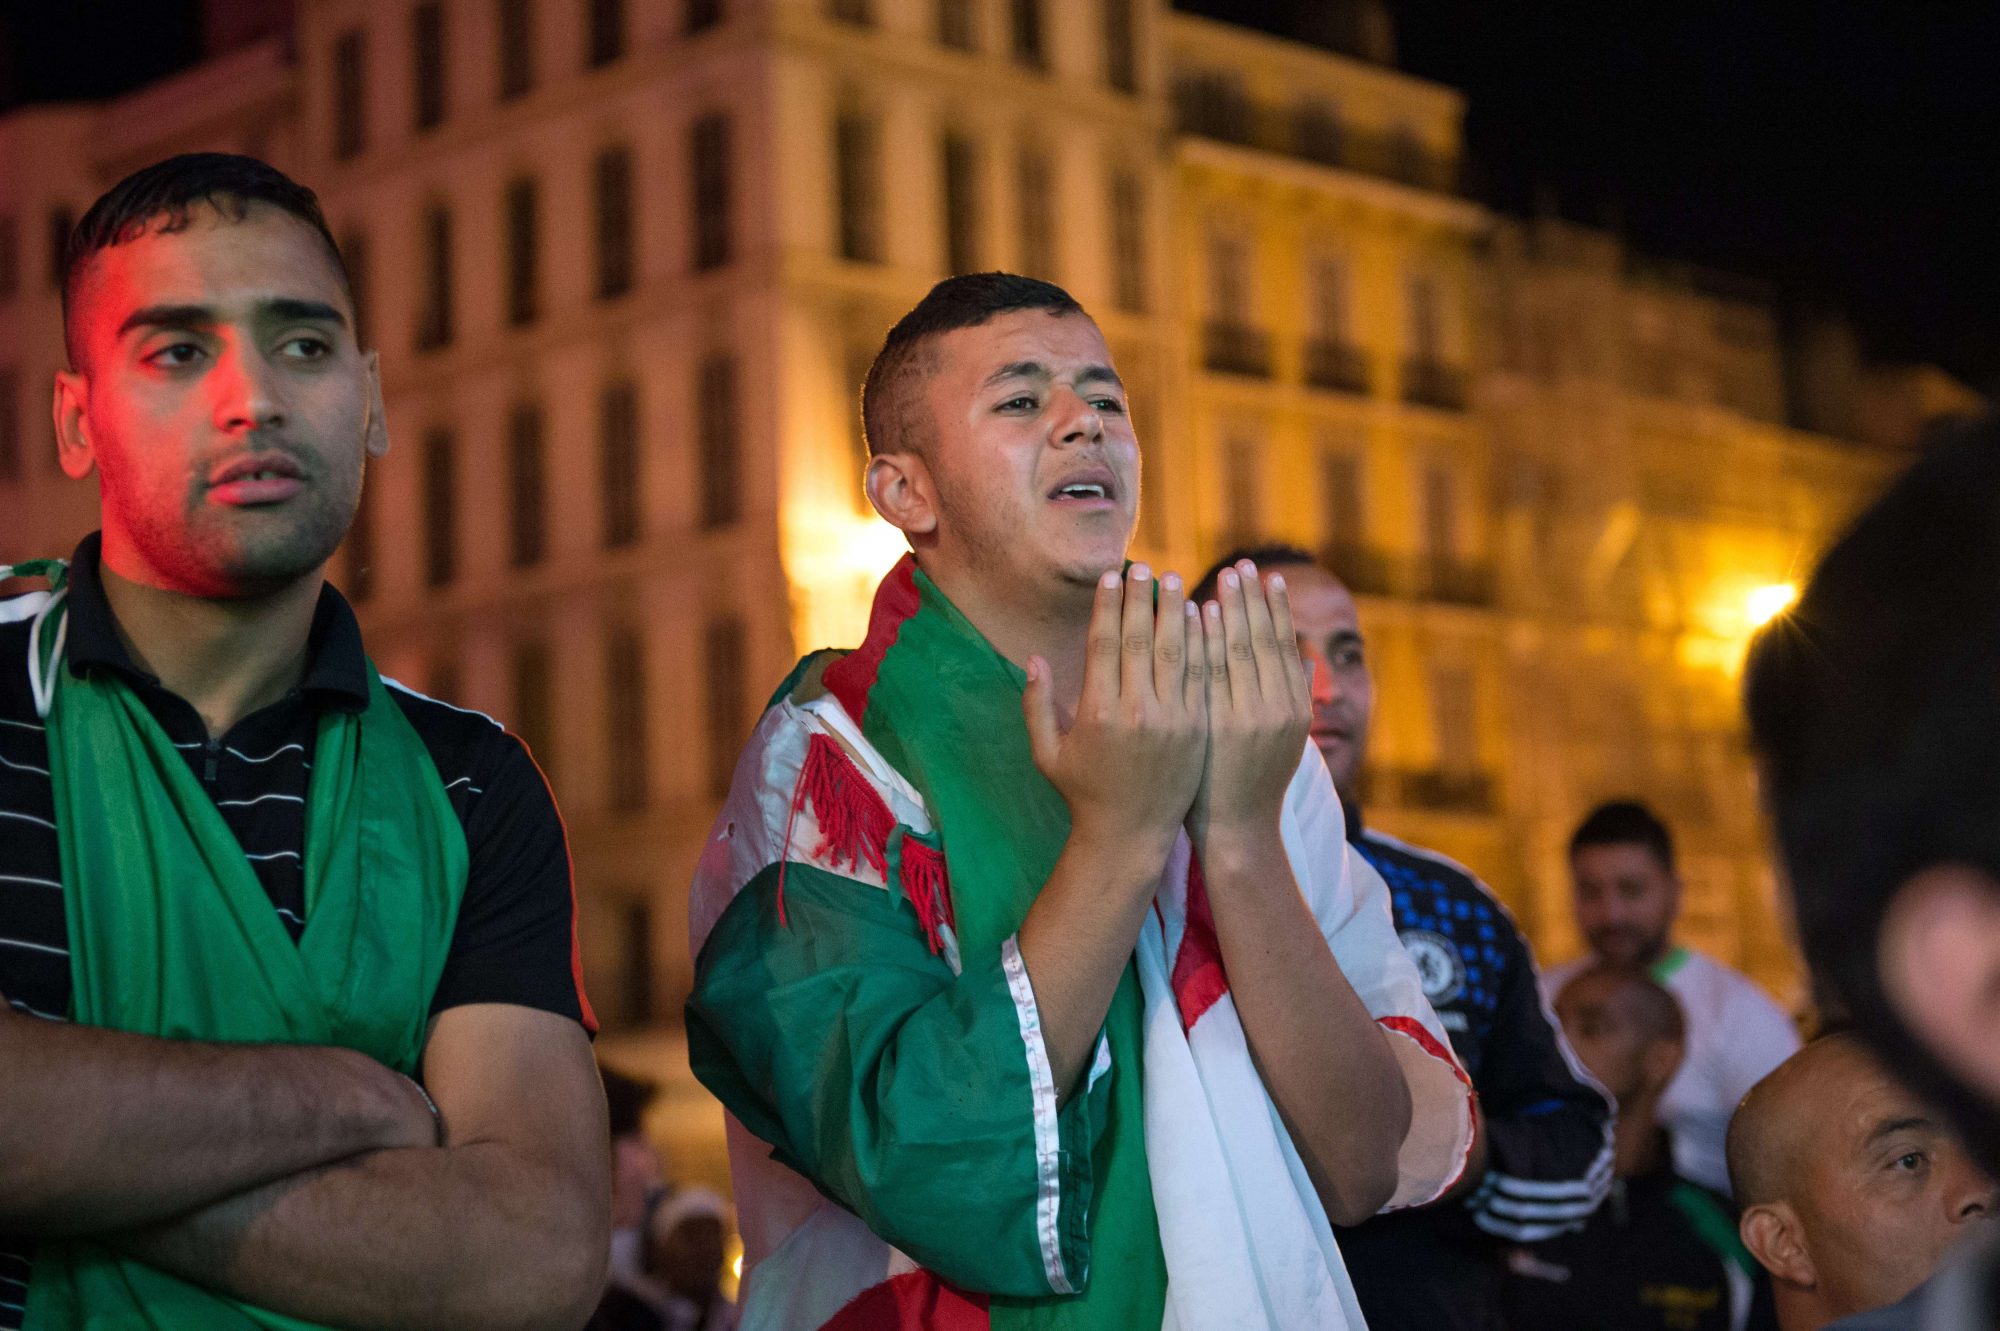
1047, 469, 1119, 506
209, 453, 307, 506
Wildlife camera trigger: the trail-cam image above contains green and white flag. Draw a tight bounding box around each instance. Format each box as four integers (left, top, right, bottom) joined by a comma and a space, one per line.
688, 557, 1473, 1331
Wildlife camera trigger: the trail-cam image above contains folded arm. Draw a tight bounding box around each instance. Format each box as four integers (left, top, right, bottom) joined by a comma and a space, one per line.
110, 1003, 610, 1331
0, 996, 437, 1235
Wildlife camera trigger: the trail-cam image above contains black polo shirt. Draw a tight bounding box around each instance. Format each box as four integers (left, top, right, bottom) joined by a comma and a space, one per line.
0, 535, 593, 1327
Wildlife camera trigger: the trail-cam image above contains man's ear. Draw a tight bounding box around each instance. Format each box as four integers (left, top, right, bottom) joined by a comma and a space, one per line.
362, 351, 390, 460
866, 451, 938, 539
1881, 863, 2000, 1106
52, 371, 96, 480
1741, 1202, 1816, 1289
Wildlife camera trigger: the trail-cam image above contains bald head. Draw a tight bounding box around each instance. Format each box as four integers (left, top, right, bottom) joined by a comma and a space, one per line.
1731, 1034, 1997, 1327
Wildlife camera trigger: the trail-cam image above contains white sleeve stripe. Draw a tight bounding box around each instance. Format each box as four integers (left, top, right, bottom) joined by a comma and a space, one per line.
1485, 1154, 1615, 1201
1001, 933, 1076, 1296
1476, 1191, 1611, 1221
1472, 1213, 1593, 1243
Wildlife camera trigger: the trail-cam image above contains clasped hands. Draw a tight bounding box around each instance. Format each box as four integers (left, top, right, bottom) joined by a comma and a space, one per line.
1023, 558, 1311, 861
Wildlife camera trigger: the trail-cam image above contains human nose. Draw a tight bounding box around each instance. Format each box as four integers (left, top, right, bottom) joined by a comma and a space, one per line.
209, 338, 286, 435
1305, 644, 1336, 706
1945, 1156, 2000, 1223
1048, 385, 1104, 448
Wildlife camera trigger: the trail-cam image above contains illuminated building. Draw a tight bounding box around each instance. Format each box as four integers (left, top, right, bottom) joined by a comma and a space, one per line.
0, 1, 1971, 1102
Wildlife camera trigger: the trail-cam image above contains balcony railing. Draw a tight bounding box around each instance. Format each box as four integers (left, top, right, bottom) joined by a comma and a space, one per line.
1420, 555, 1495, 607
1401, 358, 1469, 411
1319, 541, 1395, 597
1400, 768, 1498, 815
1173, 80, 1461, 195
1203, 322, 1273, 378
1304, 339, 1372, 395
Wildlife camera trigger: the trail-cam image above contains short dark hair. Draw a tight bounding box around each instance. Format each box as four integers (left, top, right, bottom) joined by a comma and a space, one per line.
62, 153, 349, 360
1558, 961, 1686, 1044
1194, 544, 1318, 603
1569, 800, 1675, 873
1745, 413, 2000, 1173
601, 1065, 660, 1141
860, 272, 1086, 458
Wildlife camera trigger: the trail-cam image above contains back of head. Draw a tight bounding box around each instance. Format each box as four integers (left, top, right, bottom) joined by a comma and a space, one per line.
601, 1065, 659, 1141
1569, 799, 1676, 873
861, 272, 1083, 459
1728, 1033, 1866, 1210
1745, 413, 2000, 1171
62, 152, 348, 366
1194, 543, 1317, 603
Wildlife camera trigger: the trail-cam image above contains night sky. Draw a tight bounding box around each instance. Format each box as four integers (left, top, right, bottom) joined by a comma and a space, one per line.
4, 1, 1995, 392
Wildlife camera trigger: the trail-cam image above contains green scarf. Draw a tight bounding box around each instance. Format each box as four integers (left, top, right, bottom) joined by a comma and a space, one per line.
13, 562, 469, 1331
820, 557, 1167, 1331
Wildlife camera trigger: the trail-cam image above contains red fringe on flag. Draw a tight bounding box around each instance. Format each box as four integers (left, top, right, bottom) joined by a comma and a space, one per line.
901, 839, 955, 956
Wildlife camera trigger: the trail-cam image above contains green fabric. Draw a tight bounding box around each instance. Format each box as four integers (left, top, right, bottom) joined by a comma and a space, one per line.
1668, 1181, 1754, 1280
689, 862, 1109, 1299
1650, 946, 1693, 985
852, 566, 1164, 1331
19, 567, 470, 1331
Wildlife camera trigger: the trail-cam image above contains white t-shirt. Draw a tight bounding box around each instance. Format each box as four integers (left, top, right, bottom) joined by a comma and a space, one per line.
1543, 946, 1800, 1194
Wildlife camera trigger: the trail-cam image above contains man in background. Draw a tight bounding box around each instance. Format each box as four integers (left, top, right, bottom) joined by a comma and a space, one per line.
1199, 546, 1612, 1331
1506, 965, 1771, 1331
1728, 1034, 1995, 1331
1544, 801, 1799, 1194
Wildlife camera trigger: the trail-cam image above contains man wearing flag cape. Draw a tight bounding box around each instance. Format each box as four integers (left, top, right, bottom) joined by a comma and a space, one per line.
0, 154, 608, 1329
687, 273, 1475, 1331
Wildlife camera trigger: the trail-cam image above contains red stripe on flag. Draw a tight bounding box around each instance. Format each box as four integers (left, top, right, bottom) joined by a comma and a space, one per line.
824, 555, 922, 727
819, 1271, 990, 1331
1376, 1013, 1480, 1197
1171, 854, 1230, 1031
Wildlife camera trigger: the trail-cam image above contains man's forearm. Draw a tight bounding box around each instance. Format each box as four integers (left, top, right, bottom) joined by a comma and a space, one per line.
1200, 825, 1412, 1225
0, 1008, 435, 1234
113, 1137, 606, 1331
1015, 824, 1170, 1099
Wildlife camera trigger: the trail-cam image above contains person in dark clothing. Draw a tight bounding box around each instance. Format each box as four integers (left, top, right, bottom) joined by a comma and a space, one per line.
1506, 964, 1772, 1331
1198, 548, 1614, 1331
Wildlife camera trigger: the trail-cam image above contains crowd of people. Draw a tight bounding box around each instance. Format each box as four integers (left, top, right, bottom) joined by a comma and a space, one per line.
0, 149, 1994, 1331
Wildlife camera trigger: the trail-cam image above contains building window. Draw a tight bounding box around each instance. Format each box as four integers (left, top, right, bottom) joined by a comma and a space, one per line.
510, 639, 556, 781
47, 207, 71, 290
691, 113, 732, 271
599, 379, 642, 548
941, 131, 980, 275
1110, 170, 1145, 312
423, 428, 457, 587
1103, 0, 1137, 92
498, 0, 534, 100
1208, 232, 1249, 325
339, 229, 371, 348
1312, 257, 1350, 340
413, 3, 447, 131
1010, 0, 1044, 69
505, 177, 540, 326
1423, 464, 1456, 564
698, 354, 740, 529
332, 28, 367, 159
686, 0, 722, 33
594, 145, 634, 298
1222, 438, 1259, 548
835, 111, 883, 264
844, 336, 874, 515
1407, 274, 1442, 361
1430, 666, 1478, 775
589, 0, 626, 62
0, 368, 18, 483
829, 0, 874, 25
416, 204, 454, 351
704, 617, 746, 798
606, 626, 650, 811
1319, 450, 1363, 551
608, 897, 655, 1028
344, 468, 375, 601
937, 0, 976, 50
508, 401, 546, 566
1016, 145, 1053, 279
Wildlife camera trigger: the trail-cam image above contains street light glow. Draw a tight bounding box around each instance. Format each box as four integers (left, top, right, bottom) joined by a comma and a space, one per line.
1747, 582, 1798, 629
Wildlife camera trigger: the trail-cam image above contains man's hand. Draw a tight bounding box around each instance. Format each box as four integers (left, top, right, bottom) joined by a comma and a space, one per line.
1190, 559, 1312, 849
1023, 564, 1207, 859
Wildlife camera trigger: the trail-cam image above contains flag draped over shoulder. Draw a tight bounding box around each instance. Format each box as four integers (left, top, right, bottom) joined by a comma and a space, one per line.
687, 556, 1474, 1331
